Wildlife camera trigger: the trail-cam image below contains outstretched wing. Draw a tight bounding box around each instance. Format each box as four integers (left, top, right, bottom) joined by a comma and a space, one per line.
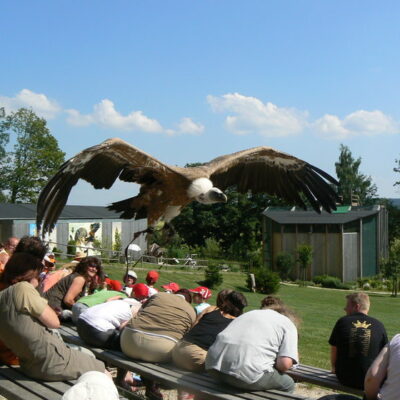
204, 147, 339, 212
36, 138, 177, 235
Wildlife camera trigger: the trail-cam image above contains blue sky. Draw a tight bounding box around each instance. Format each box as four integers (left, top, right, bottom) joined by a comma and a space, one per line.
1, 1, 399, 205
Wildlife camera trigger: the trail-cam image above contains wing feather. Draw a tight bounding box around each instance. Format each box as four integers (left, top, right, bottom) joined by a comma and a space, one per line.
36, 138, 177, 234
205, 147, 339, 212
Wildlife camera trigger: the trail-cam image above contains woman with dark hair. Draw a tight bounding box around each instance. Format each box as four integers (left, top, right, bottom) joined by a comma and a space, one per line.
0, 252, 105, 381
172, 290, 247, 372
14, 235, 47, 260
43, 256, 105, 314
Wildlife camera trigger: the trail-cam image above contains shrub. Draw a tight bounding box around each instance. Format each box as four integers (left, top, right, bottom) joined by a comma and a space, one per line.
313, 275, 351, 290
67, 240, 77, 259
203, 265, 223, 289
247, 268, 280, 294
275, 252, 294, 280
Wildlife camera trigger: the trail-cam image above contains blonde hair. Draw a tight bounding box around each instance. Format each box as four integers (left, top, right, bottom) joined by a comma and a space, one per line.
346, 292, 370, 312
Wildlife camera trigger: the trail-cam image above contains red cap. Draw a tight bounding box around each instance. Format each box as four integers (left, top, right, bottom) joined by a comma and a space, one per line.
133, 283, 149, 299
161, 282, 180, 293
104, 278, 122, 292
146, 270, 159, 282
189, 286, 212, 299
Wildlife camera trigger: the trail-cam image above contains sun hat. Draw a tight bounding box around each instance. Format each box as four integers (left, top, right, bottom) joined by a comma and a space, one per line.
146, 270, 159, 282
44, 253, 56, 264
133, 283, 149, 298
62, 371, 119, 400
161, 282, 180, 293
74, 251, 86, 260
189, 286, 212, 299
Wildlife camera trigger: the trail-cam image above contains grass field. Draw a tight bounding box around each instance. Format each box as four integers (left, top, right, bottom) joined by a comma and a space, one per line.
104, 264, 400, 370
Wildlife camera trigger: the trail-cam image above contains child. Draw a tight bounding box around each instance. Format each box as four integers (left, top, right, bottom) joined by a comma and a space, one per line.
145, 270, 159, 296
189, 286, 212, 315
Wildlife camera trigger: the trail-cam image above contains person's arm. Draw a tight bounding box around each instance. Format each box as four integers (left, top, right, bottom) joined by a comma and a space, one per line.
275, 356, 294, 372
193, 305, 217, 326
330, 346, 337, 373
63, 276, 86, 307
38, 305, 60, 329
105, 295, 124, 302
364, 345, 389, 400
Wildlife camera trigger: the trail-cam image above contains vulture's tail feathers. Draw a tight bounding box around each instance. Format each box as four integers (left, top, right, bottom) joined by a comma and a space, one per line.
108, 197, 148, 220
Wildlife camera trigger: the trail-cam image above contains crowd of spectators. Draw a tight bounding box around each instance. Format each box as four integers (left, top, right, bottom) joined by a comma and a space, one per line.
0, 235, 398, 400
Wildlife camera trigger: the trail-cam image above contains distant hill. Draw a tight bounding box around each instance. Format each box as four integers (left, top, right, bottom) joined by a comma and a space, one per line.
389, 198, 400, 208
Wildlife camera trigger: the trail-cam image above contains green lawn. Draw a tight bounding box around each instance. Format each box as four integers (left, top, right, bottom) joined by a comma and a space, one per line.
105, 264, 400, 369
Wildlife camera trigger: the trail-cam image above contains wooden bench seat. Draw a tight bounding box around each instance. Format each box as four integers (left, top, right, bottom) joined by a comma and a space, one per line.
59, 324, 308, 400
0, 364, 76, 400
287, 365, 363, 397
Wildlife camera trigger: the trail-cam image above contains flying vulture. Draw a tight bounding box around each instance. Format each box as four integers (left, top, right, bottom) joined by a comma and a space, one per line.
36, 137, 339, 237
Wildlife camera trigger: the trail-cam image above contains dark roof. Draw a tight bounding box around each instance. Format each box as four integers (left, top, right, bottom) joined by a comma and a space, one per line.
263, 205, 382, 224
0, 203, 121, 220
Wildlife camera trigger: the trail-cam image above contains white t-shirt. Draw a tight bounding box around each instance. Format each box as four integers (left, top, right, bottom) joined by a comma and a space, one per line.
205, 309, 298, 384
79, 298, 141, 332
380, 334, 400, 400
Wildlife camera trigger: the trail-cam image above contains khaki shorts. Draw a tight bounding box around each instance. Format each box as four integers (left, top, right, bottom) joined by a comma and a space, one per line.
172, 340, 207, 371
120, 328, 176, 362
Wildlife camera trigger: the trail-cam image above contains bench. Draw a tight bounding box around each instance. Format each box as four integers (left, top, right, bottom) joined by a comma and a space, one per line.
59, 324, 309, 400
0, 364, 76, 400
287, 365, 363, 397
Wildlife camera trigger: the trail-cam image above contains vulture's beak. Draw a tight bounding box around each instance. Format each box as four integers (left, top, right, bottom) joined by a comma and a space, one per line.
211, 191, 228, 203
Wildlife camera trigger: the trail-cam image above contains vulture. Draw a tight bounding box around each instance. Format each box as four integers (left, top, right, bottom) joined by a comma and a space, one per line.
36, 137, 339, 238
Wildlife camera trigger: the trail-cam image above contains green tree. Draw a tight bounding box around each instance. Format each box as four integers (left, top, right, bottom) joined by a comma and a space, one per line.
296, 244, 313, 284
395, 157, 400, 187
335, 144, 377, 205
0, 108, 65, 203
382, 238, 400, 297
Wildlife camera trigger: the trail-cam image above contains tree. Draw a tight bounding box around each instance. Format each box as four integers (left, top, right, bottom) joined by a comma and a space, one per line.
395, 157, 400, 187
382, 238, 400, 297
335, 144, 377, 205
296, 244, 313, 284
0, 108, 65, 203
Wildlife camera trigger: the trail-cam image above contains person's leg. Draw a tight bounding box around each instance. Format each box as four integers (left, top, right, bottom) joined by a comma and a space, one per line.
208, 368, 295, 393
120, 330, 176, 362
172, 341, 207, 372
316, 396, 361, 400
71, 303, 88, 324
76, 319, 116, 348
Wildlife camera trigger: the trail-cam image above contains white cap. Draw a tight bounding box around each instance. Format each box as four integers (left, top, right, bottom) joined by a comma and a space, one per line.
126, 270, 137, 279
62, 371, 119, 400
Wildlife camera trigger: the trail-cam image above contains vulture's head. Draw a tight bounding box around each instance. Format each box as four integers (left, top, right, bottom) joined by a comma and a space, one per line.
187, 178, 228, 205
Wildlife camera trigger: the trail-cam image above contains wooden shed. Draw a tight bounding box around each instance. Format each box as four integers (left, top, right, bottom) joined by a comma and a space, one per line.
0, 203, 147, 256
262, 205, 388, 282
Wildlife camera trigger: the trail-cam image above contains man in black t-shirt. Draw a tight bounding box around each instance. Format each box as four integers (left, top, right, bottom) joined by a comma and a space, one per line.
329, 292, 388, 390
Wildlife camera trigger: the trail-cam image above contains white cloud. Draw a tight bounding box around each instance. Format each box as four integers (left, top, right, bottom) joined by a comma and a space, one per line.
207, 92, 307, 137
166, 117, 204, 136
314, 110, 399, 139
66, 99, 163, 132
0, 89, 61, 119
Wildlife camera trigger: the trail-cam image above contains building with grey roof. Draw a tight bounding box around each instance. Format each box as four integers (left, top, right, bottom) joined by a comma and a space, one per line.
262, 205, 388, 282
0, 203, 147, 258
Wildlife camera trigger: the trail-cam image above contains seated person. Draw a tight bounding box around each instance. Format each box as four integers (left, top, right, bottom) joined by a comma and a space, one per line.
120, 289, 196, 362
365, 334, 400, 400
205, 297, 299, 393
0, 252, 105, 381
71, 289, 127, 324
162, 282, 180, 293
173, 289, 247, 371
76, 283, 149, 349
190, 286, 212, 315
329, 292, 388, 390
104, 274, 123, 291
43, 256, 105, 318
145, 270, 159, 296
122, 270, 137, 296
